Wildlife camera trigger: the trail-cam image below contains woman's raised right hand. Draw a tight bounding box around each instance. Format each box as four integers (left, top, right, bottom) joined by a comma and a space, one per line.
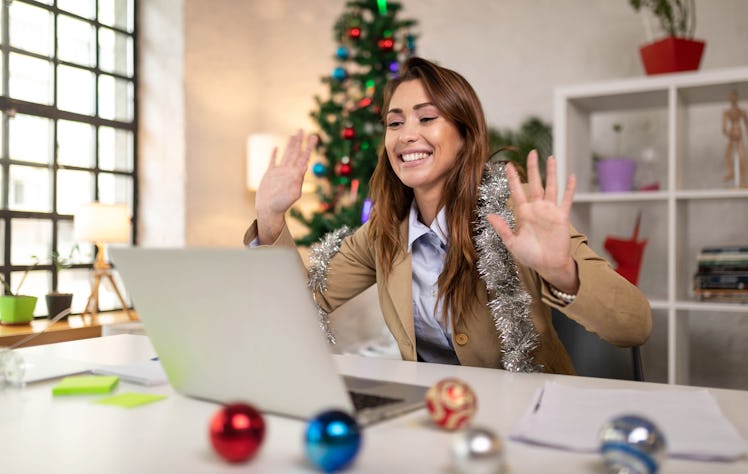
255, 130, 317, 244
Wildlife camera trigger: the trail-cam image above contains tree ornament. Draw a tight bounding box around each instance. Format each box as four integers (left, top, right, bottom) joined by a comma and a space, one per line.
340, 156, 351, 164
357, 97, 372, 109
452, 426, 504, 474
312, 162, 328, 177
209, 403, 266, 463
338, 163, 352, 177
304, 409, 362, 472
341, 126, 355, 140
319, 202, 331, 212
406, 33, 416, 52
388, 61, 399, 74
425, 378, 477, 431
335, 46, 350, 60
377, 38, 394, 51
347, 26, 362, 39
332, 67, 348, 81
599, 414, 666, 474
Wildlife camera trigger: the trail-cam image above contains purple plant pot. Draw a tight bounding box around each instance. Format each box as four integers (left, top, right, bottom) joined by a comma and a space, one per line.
596, 158, 637, 192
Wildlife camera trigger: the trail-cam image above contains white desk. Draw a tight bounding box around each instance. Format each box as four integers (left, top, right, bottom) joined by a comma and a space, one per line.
2, 334, 746, 473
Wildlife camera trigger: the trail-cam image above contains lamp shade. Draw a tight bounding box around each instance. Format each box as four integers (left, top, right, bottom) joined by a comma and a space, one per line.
74, 202, 130, 244
246, 133, 280, 191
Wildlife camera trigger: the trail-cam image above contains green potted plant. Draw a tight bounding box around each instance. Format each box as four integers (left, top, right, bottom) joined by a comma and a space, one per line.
629, 0, 705, 75
45, 248, 76, 320
595, 123, 637, 192
488, 116, 553, 183
0, 259, 39, 325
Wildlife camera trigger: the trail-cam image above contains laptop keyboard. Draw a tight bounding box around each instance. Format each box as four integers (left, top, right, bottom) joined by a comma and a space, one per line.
348, 391, 403, 411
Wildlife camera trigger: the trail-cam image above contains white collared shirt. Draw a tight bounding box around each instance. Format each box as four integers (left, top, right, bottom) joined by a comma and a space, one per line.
407, 201, 459, 364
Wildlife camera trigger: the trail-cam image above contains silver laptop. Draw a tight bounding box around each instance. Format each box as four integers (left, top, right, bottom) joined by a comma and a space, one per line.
109, 246, 427, 426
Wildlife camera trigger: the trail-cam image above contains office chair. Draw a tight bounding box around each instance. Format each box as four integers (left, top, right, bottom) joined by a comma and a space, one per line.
551, 309, 645, 381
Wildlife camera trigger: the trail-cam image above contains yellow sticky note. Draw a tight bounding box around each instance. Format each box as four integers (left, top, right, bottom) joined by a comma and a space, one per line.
95, 392, 167, 408
52, 375, 119, 396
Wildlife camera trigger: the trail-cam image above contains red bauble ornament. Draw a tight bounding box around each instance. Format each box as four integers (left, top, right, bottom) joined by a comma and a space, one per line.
209, 403, 266, 463
338, 163, 352, 177
378, 38, 394, 51
425, 378, 477, 431
342, 127, 355, 140
357, 97, 372, 109
347, 27, 362, 39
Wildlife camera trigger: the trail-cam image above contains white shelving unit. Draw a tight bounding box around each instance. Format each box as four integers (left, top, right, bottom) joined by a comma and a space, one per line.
554, 67, 748, 385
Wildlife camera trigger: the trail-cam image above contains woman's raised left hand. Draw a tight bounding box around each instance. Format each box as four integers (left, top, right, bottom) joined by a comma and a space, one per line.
487, 150, 579, 294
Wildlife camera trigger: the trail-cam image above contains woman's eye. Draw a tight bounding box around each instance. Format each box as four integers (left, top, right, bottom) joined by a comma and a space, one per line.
387, 120, 403, 128
420, 116, 437, 123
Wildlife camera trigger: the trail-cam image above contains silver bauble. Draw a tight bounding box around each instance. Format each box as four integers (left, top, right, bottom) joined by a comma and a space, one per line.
599, 414, 667, 474
451, 426, 504, 474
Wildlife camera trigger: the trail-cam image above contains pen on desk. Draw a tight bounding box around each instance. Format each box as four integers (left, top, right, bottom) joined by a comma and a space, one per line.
533, 389, 544, 413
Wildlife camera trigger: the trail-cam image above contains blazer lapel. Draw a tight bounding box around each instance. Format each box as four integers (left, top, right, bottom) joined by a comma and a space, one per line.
385, 219, 416, 351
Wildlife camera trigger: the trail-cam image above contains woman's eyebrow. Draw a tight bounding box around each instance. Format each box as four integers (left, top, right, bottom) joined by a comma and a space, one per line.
386, 102, 436, 115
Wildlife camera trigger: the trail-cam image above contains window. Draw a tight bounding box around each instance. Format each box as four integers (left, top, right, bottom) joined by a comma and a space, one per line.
0, 0, 137, 317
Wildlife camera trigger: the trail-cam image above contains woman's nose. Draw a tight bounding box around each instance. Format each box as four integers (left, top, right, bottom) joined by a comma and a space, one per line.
398, 122, 418, 143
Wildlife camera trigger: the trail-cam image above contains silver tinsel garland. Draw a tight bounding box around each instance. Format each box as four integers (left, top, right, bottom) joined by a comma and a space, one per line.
307, 225, 354, 344
474, 162, 541, 372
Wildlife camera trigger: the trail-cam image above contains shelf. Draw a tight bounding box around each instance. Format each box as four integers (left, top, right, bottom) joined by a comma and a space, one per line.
555, 66, 748, 386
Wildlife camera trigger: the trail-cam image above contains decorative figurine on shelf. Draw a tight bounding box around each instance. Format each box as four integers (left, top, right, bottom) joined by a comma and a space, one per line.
604, 212, 648, 286
722, 89, 748, 188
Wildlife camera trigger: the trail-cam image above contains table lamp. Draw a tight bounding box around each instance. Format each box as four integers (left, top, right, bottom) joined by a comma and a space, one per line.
73, 202, 136, 320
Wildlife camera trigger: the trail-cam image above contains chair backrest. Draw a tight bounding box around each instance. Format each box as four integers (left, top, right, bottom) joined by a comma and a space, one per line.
551, 309, 644, 381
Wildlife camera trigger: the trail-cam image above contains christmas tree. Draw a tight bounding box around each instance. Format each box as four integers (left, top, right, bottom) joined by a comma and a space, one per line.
289, 0, 417, 246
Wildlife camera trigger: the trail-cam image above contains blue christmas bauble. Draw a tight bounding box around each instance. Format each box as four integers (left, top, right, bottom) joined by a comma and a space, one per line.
304, 410, 362, 472
332, 67, 348, 81
335, 46, 349, 60
599, 414, 666, 474
312, 162, 327, 177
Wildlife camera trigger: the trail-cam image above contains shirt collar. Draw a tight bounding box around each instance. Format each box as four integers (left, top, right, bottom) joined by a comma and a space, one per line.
407, 200, 449, 252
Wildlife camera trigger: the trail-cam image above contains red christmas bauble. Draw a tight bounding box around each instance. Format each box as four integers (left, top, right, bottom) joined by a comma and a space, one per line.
377, 38, 394, 51
209, 403, 266, 463
425, 378, 477, 431
338, 163, 352, 177
348, 27, 362, 39
342, 127, 355, 140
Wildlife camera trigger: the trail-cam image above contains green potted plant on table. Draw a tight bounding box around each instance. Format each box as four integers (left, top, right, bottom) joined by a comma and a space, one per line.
45, 249, 76, 321
629, 0, 705, 75
0, 259, 39, 325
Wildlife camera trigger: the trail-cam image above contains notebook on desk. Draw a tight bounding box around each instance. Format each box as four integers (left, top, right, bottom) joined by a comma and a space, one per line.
109, 246, 427, 426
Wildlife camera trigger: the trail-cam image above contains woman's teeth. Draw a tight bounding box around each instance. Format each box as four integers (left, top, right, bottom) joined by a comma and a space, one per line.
401, 152, 430, 162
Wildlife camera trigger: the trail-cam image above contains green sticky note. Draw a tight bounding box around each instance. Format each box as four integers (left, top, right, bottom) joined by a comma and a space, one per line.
52, 375, 119, 396
95, 392, 167, 409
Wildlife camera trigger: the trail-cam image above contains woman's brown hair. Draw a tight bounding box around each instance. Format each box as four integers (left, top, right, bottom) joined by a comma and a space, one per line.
368, 57, 490, 324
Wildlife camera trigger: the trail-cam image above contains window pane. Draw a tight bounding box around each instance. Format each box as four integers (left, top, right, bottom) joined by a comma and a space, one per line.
99, 127, 133, 171
9, 2, 53, 56
9, 114, 52, 163
57, 169, 94, 215
59, 0, 95, 19
58, 120, 95, 167
98, 75, 134, 121
9, 53, 53, 105
57, 65, 95, 115
98, 174, 133, 209
11, 219, 52, 266
99, 27, 133, 77
0, 220, 4, 265
57, 221, 84, 263
11, 271, 45, 315
98, 0, 134, 32
9, 165, 52, 212
58, 15, 95, 67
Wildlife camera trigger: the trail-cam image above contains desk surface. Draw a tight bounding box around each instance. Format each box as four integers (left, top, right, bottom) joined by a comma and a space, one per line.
0, 311, 136, 348
2, 334, 747, 473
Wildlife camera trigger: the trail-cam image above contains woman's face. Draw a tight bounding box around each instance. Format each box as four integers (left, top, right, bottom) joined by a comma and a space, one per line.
384, 79, 464, 201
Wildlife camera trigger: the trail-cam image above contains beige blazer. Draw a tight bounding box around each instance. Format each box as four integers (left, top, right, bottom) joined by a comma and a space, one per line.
243, 219, 651, 375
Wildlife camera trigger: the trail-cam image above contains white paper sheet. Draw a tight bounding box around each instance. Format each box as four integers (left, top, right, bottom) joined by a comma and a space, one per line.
509, 381, 747, 462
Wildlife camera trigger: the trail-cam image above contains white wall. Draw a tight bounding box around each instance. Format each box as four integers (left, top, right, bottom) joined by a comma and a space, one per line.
138, 0, 748, 388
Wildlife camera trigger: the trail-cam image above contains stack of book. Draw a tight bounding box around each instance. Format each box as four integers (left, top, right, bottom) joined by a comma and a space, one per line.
694, 246, 748, 303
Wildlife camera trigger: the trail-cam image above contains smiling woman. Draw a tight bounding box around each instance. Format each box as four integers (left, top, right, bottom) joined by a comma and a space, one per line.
245, 57, 652, 375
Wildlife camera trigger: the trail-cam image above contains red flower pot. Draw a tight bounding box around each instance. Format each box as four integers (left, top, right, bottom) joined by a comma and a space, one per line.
639, 37, 705, 75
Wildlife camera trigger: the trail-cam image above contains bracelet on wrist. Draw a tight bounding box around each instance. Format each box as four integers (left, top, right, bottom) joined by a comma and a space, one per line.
549, 285, 577, 304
